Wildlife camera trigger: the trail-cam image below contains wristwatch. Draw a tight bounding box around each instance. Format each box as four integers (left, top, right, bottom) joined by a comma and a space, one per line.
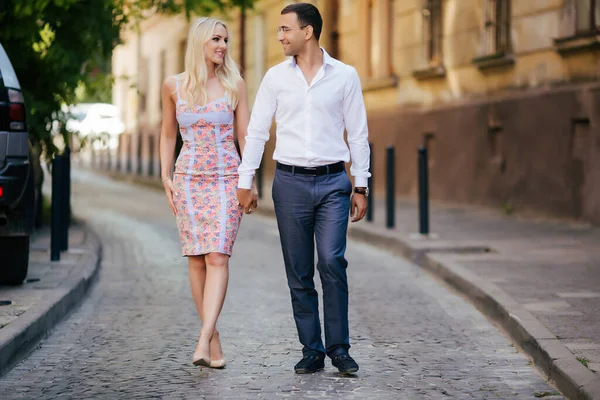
353, 187, 369, 197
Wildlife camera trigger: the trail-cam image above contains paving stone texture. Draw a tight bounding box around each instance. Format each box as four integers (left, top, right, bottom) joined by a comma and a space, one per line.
0, 170, 563, 399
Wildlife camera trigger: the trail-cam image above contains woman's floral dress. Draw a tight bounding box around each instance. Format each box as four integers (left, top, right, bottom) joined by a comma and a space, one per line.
172, 78, 243, 256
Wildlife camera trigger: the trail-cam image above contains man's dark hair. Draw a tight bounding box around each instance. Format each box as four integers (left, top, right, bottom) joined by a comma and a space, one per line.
281, 3, 323, 41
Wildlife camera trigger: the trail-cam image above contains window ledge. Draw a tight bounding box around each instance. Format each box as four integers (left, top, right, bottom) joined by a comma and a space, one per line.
554, 32, 600, 56
472, 52, 515, 70
412, 64, 446, 81
362, 75, 398, 92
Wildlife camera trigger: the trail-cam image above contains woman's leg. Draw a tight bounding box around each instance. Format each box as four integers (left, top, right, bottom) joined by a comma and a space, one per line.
197, 252, 230, 358
190, 256, 211, 363
188, 255, 207, 320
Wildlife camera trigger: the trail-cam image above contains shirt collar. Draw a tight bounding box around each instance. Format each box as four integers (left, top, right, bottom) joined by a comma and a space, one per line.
288, 47, 335, 68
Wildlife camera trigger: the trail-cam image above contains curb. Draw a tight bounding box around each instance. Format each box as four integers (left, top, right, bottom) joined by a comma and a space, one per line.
0, 221, 102, 377
421, 253, 600, 400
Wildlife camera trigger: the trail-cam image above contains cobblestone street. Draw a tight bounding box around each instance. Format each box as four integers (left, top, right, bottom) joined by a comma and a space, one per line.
0, 170, 564, 399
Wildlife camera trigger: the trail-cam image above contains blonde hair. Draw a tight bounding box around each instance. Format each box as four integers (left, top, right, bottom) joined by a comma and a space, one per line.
180, 17, 241, 108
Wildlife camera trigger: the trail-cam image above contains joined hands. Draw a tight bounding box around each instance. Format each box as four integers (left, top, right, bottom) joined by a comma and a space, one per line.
237, 181, 259, 214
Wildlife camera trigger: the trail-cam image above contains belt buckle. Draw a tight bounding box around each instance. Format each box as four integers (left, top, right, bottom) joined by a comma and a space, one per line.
304, 167, 317, 176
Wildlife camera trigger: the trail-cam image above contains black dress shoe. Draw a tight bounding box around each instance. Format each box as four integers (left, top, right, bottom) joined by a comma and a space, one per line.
331, 354, 359, 375
294, 354, 325, 374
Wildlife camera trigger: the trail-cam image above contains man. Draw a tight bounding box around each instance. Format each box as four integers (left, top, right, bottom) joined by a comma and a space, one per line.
237, 2, 370, 375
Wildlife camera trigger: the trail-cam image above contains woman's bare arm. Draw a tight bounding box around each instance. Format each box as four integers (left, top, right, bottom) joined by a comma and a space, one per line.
234, 78, 250, 159
159, 76, 179, 215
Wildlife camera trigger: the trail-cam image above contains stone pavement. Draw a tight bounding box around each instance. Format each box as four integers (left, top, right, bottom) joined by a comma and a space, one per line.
252, 179, 600, 400
0, 222, 101, 377
0, 169, 565, 399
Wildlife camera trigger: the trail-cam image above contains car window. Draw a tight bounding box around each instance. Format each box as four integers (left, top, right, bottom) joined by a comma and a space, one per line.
0, 44, 21, 89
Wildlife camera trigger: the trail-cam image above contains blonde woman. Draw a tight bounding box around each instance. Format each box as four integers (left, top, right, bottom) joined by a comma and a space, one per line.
160, 17, 257, 368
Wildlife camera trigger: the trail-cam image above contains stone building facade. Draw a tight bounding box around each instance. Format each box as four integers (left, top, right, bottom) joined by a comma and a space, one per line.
112, 0, 600, 223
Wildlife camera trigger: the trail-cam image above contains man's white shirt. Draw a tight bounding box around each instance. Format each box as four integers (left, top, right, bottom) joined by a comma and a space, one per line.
238, 48, 371, 189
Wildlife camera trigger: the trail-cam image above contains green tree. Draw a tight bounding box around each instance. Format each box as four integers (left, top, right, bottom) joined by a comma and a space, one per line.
0, 0, 252, 159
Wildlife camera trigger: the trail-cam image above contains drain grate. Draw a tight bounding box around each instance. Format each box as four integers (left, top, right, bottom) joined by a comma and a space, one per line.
0, 300, 12, 306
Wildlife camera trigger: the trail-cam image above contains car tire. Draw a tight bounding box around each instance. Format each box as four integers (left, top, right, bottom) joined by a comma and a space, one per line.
0, 236, 29, 285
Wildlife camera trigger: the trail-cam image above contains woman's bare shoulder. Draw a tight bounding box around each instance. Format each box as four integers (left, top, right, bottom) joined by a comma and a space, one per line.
236, 77, 247, 93
162, 74, 183, 91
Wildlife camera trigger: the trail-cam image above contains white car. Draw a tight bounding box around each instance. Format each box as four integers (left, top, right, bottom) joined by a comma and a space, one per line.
66, 103, 125, 149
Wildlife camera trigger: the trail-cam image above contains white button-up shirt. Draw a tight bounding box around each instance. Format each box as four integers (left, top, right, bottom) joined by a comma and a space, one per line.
238, 49, 371, 189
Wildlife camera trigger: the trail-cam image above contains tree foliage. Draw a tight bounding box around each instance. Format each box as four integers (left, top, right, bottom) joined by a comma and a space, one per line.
0, 0, 252, 159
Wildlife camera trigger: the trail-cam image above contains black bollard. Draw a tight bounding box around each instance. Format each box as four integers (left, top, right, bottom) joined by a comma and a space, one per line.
136, 135, 143, 176
256, 165, 263, 199
50, 154, 64, 261
126, 135, 132, 174
255, 153, 264, 199
148, 136, 155, 177
418, 146, 429, 235
107, 147, 112, 171
60, 147, 71, 251
116, 135, 122, 172
90, 147, 96, 168
385, 145, 395, 229
366, 142, 373, 222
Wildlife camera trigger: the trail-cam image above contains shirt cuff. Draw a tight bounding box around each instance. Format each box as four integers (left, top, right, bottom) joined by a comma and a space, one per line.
238, 174, 253, 190
354, 177, 368, 188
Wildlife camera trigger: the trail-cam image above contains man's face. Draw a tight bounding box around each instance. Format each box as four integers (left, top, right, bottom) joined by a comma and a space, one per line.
277, 12, 307, 57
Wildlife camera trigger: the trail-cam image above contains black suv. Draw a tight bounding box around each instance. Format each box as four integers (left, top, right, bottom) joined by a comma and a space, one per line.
0, 43, 43, 284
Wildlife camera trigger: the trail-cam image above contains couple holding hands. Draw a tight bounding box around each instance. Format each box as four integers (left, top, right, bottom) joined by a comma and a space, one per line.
160, 2, 370, 376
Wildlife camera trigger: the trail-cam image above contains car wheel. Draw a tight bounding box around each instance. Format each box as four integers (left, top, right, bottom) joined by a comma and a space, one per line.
0, 236, 30, 285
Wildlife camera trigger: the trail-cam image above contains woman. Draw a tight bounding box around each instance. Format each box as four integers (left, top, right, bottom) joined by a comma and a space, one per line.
159, 17, 257, 369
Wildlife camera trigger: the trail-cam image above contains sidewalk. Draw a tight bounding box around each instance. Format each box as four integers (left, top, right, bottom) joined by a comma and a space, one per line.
0, 222, 101, 377
254, 180, 600, 400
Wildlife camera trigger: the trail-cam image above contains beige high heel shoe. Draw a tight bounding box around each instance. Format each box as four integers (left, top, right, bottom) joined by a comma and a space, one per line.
208, 331, 226, 369
192, 334, 211, 367
209, 359, 226, 369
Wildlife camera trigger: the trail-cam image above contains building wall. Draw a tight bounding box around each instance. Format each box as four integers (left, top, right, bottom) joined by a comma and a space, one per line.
111, 0, 600, 223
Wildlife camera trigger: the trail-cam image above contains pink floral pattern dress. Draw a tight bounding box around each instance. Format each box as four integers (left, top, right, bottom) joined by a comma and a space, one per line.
172, 78, 243, 256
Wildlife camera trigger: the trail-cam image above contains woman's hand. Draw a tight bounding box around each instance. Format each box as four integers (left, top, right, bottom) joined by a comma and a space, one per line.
162, 177, 177, 216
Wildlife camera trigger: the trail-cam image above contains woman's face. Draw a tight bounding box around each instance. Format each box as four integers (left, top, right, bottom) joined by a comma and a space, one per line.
204, 23, 228, 66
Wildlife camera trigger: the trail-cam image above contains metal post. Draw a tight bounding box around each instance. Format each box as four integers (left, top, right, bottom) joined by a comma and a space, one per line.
418, 146, 429, 235
136, 134, 143, 176
60, 147, 71, 251
50, 154, 63, 261
90, 147, 96, 168
126, 135, 132, 174
366, 142, 373, 222
107, 147, 112, 171
116, 135, 122, 172
99, 148, 105, 170
385, 145, 395, 229
148, 136, 155, 177
256, 153, 264, 199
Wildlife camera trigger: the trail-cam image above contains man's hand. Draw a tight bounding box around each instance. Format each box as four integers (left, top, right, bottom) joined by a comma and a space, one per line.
237, 186, 258, 214
350, 193, 367, 222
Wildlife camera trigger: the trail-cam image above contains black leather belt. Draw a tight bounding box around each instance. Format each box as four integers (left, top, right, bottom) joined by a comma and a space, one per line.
276, 161, 344, 176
